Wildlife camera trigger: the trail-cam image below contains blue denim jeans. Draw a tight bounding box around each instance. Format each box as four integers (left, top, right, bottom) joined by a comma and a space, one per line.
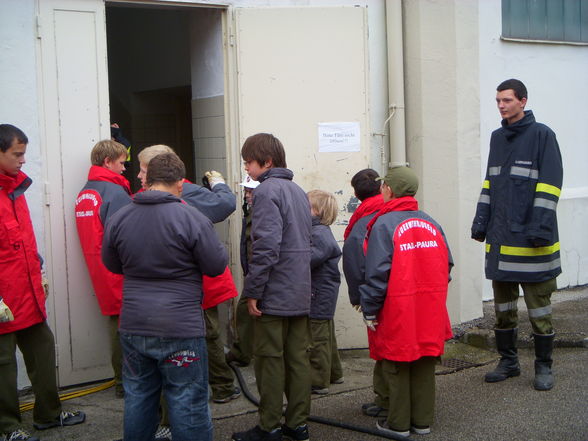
119, 333, 212, 441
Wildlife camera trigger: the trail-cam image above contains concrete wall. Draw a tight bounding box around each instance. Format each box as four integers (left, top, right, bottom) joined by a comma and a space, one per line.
479, 0, 588, 294
403, 0, 484, 323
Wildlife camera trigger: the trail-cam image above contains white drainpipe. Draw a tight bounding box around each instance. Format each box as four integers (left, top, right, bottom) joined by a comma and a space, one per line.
385, 0, 407, 168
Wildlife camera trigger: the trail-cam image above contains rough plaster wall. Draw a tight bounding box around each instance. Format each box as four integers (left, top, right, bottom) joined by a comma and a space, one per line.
403, 0, 484, 324
479, 0, 588, 291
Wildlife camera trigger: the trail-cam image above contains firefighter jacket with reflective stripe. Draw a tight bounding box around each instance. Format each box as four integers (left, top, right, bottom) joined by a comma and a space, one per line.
359, 197, 453, 362
0, 171, 47, 334
75, 166, 132, 316
471, 111, 563, 283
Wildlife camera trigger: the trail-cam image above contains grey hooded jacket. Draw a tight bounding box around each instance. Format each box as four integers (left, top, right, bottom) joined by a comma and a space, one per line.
182, 182, 236, 223
242, 168, 312, 316
310, 217, 342, 320
102, 190, 228, 338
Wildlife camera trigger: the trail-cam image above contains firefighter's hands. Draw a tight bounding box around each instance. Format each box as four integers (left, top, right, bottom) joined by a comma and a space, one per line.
0, 298, 14, 323
204, 170, 225, 189
363, 317, 378, 332
352, 304, 362, 313
42, 278, 49, 298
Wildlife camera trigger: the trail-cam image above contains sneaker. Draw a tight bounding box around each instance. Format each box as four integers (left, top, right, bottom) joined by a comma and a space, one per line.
213, 386, 241, 403
281, 424, 309, 441
376, 420, 410, 437
412, 425, 431, 435
3, 429, 39, 441
361, 403, 388, 418
231, 425, 282, 441
311, 386, 329, 395
330, 377, 344, 384
154, 425, 172, 441
33, 410, 86, 430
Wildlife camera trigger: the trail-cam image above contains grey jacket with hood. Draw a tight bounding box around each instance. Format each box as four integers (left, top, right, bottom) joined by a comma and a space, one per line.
310, 217, 341, 320
102, 190, 228, 338
242, 168, 312, 316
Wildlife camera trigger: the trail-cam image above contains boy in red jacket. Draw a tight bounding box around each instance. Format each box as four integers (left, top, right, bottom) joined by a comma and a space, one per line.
75, 140, 132, 398
360, 166, 453, 437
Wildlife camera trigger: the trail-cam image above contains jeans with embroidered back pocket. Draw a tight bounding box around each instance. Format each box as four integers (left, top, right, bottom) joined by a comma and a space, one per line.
119, 333, 212, 441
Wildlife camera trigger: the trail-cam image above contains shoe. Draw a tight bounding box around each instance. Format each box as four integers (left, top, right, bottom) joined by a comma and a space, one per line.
231, 425, 282, 441
485, 328, 521, 383
412, 425, 431, 435
154, 425, 172, 441
281, 424, 309, 441
533, 333, 555, 391
361, 403, 388, 418
3, 429, 40, 441
33, 410, 86, 430
311, 386, 329, 395
376, 420, 410, 437
213, 386, 241, 403
330, 377, 344, 384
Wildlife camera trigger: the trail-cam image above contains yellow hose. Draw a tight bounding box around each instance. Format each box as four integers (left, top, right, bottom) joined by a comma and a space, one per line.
19, 380, 115, 412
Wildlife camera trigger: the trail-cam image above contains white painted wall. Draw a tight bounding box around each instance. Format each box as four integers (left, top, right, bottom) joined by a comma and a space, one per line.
0, 0, 44, 389
479, 0, 588, 296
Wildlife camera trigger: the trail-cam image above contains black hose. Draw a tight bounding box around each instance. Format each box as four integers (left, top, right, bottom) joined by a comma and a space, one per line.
229, 362, 414, 441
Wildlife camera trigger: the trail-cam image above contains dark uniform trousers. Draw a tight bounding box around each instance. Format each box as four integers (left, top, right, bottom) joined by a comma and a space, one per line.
0, 322, 62, 433
309, 319, 342, 389
253, 314, 311, 431
492, 278, 556, 334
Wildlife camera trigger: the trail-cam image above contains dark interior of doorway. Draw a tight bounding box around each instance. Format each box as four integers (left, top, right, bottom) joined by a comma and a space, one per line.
105, 5, 195, 192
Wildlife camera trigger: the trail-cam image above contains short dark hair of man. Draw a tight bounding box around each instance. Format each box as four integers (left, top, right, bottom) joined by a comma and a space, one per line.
351, 168, 381, 201
241, 133, 287, 168
0, 124, 28, 152
497, 79, 527, 101
146, 152, 186, 187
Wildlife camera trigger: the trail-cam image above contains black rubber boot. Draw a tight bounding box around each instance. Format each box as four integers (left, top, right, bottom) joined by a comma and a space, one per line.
533, 333, 555, 391
485, 328, 521, 383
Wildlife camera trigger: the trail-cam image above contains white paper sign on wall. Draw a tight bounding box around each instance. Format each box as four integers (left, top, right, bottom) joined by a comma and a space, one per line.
318, 122, 360, 153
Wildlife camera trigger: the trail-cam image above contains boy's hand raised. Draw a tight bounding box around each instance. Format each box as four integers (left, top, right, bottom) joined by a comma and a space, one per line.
247, 298, 262, 317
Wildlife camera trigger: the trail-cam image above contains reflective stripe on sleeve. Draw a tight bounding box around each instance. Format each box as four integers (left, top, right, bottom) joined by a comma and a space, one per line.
486, 244, 491, 253
498, 258, 561, 273
482, 180, 490, 189
535, 183, 561, 198
478, 194, 490, 205
500, 243, 560, 257
488, 166, 501, 176
533, 197, 558, 211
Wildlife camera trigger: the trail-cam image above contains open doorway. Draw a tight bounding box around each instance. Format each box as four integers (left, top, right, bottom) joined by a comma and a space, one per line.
105, 3, 227, 194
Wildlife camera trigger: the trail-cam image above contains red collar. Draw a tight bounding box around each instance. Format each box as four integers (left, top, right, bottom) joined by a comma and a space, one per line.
365, 196, 419, 241
344, 194, 385, 240
87, 166, 131, 194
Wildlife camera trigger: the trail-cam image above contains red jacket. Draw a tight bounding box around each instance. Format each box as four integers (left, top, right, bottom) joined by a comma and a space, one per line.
0, 171, 47, 334
75, 166, 131, 315
202, 267, 238, 310
362, 198, 452, 362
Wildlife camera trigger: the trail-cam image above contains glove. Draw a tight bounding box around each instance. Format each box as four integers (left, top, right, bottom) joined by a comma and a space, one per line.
363, 317, 378, 332
204, 170, 225, 189
42, 277, 49, 299
0, 297, 14, 323
352, 304, 362, 313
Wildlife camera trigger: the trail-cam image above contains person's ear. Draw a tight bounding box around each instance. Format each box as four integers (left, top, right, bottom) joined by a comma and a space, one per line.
177, 180, 184, 196
264, 159, 273, 168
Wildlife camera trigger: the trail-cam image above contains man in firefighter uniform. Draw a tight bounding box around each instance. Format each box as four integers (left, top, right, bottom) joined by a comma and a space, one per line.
471, 79, 563, 391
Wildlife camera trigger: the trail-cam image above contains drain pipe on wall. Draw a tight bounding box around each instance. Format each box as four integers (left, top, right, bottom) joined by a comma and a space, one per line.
385, 0, 407, 169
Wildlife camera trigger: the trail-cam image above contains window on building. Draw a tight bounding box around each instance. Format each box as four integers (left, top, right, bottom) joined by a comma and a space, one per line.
502, 0, 588, 43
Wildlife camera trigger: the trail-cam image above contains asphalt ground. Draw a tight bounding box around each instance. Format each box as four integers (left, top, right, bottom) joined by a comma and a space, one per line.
14, 287, 588, 441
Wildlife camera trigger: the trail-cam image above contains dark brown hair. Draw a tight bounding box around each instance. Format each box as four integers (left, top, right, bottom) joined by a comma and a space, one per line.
241, 133, 287, 168
351, 168, 381, 201
146, 152, 185, 186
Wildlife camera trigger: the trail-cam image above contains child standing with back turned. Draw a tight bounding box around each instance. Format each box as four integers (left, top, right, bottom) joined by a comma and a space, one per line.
231, 133, 312, 441
307, 190, 344, 395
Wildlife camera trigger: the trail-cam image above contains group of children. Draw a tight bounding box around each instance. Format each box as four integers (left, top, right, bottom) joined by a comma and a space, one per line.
73, 130, 451, 441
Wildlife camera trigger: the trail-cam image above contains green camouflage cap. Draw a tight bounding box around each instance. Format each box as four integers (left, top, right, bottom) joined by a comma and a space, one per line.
376, 166, 419, 197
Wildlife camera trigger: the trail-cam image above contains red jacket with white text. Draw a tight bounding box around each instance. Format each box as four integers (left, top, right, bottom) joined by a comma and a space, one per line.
0, 171, 47, 334
75, 166, 132, 316
359, 197, 453, 362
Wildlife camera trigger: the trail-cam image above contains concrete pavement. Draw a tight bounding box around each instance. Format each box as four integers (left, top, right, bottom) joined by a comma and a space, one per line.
15, 286, 588, 441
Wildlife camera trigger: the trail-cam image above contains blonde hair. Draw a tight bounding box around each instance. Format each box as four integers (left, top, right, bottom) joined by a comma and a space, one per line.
137, 144, 174, 165
90, 140, 127, 166
307, 190, 338, 226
